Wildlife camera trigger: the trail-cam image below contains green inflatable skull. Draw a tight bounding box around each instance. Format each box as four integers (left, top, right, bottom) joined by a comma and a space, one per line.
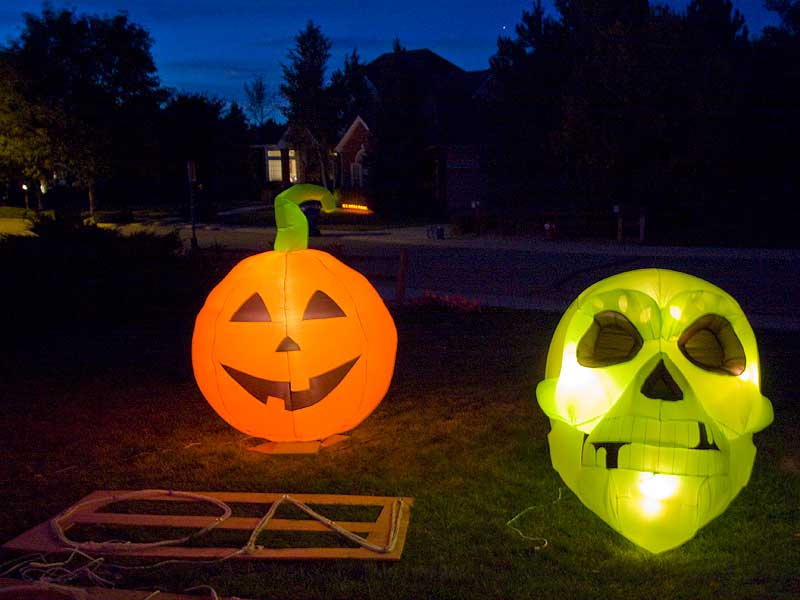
536, 269, 773, 553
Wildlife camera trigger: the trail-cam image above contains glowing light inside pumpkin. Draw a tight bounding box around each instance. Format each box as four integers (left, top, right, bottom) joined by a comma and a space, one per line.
192, 192, 396, 442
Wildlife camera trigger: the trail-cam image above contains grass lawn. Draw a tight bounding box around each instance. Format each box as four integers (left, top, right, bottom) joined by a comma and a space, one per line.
0, 235, 798, 599
0, 207, 33, 236
0, 206, 30, 219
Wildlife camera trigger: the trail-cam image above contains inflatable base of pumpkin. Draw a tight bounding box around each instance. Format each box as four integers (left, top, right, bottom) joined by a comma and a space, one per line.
248, 434, 350, 455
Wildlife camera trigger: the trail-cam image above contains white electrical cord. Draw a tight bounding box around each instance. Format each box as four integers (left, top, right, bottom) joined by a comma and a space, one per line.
1, 548, 114, 586
0, 580, 226, 599
505, 487, 563, 550
0, 581, 87, 598
50, 490, 232, 552
242, 494, 404, 555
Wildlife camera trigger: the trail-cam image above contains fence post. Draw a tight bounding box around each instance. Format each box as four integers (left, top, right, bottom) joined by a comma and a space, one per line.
395, 249, 408, 304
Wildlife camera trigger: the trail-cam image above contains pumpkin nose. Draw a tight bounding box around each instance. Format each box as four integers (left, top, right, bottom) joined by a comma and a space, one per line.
641, 359, 683, 401
276, 336, 301, 352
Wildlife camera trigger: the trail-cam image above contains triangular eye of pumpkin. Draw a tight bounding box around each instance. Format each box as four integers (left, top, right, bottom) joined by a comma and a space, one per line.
231, 293, 271, 322
303, 290, 346, 320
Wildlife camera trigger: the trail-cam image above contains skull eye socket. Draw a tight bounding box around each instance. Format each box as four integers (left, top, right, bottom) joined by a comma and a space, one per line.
577, 311, 643, 367
303, 290, 346, 320
679, 314, 745, 376
231, 293, 271, 322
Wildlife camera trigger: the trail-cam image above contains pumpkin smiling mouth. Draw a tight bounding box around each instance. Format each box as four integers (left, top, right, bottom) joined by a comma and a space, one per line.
582, 417, 725, 475
221, 356, 360, 411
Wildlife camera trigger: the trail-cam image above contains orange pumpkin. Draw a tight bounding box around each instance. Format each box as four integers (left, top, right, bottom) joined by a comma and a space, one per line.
192, 192, 397, 442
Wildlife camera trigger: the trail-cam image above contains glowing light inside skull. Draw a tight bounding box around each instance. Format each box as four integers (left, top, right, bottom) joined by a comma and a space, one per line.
669, 305, 682, 320
555, 344, 614, 427
637, 473, 680, 517
739, 363, 759, 385
638, 473, 679, 500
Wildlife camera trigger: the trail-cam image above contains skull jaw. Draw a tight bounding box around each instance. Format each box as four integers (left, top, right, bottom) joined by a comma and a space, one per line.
547, 420, 757, 553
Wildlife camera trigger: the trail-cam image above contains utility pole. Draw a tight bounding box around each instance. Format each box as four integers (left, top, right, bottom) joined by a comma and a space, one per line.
187, 161, 198, 251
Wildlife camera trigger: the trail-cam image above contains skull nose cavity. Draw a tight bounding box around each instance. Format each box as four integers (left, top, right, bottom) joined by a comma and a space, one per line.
641, 359, 683, 401
276, 336, 301, 352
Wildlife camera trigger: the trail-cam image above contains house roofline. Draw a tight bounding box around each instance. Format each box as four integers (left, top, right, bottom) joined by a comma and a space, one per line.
335, 115, 369, 153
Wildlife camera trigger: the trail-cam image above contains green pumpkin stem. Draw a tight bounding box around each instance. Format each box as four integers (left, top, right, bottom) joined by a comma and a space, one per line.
274, 191, 309, 252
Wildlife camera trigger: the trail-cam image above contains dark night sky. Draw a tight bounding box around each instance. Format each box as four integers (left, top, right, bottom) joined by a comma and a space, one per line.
0, 0, 781, 117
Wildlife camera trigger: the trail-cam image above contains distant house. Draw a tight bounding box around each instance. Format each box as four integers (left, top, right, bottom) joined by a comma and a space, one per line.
250, 127, 300, 189
252, 48, 491, 214
336, 49, 490, 215
335, 115, 371, 190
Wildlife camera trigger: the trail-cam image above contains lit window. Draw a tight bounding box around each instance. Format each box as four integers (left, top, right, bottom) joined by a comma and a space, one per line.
289, 149, 297, 182
267, 149, 282, 182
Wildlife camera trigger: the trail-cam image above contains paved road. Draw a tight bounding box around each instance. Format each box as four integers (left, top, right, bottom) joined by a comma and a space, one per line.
112, 221, 800, 332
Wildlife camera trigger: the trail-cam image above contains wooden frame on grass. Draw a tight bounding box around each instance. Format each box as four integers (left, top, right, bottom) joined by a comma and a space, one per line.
4, 490, 414, 561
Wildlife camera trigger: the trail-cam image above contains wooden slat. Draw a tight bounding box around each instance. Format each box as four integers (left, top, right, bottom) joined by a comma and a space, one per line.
86, 490, 412, 506
69, 512, 377, 533
365, 502, 392, 548
17, 544, 397, 560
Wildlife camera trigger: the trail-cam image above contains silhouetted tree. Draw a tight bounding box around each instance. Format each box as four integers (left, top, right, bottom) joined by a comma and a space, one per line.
329, 49, 374, 130
0, 57, 64, 207
484, 0, 800, 244
487, 0, 566, 211
742, 0, 800, 245
366, 52, 436, 219
159, 93, 251, 212
685, 0, 747, 46
220, 101, 254, 200
763, 0, 800, 42
243, 76, 273, 127
280, 20, 335, 188
3, 6, 162, 213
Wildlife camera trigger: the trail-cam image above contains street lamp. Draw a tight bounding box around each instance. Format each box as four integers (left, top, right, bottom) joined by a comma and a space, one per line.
21, 184, 29, 210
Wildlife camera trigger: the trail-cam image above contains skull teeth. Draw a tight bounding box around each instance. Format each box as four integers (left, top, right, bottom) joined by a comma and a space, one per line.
589, 417, 721, 450
582, 442, 728, 475
583, 417, 727, 476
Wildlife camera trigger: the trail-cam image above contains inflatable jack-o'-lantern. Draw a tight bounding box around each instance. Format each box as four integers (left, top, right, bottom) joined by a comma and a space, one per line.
192, 190, 397, 442
536, 269, 773, 553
